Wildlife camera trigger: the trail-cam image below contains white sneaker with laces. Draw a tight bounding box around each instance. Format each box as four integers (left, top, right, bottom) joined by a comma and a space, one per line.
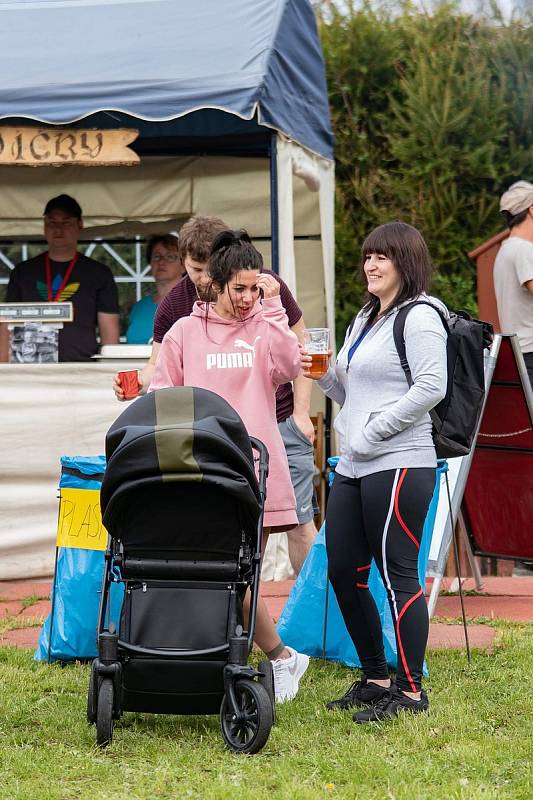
271, 647, 310, 703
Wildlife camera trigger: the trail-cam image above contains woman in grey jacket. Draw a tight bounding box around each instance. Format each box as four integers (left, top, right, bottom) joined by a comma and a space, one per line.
302, 222, 447, 722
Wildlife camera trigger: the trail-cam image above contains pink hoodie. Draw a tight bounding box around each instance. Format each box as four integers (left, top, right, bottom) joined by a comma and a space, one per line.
149, 295, 301, 531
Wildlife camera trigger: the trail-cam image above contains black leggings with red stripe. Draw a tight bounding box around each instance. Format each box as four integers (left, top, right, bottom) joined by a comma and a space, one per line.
326, 468, 436, 693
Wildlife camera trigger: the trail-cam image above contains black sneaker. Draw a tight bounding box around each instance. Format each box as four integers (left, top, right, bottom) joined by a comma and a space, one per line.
326, 678, 392, 711
353, 688, 429, 723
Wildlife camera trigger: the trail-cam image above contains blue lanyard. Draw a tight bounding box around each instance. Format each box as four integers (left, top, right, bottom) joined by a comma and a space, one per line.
347, 325, 370, 365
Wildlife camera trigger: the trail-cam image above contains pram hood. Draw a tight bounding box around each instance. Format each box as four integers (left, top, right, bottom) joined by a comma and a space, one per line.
101, 387, 262, 539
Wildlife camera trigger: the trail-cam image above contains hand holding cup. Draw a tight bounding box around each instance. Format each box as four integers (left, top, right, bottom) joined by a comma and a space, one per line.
301, 328, 331, 379
116, 370, 141, 400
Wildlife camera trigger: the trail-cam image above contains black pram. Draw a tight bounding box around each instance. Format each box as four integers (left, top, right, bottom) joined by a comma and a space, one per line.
87, 387, 274, 754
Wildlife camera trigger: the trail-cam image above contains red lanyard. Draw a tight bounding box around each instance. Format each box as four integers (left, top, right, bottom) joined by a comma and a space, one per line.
45, 252, 79, 302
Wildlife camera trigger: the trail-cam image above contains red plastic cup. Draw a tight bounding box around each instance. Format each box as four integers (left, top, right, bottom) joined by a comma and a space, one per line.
118, 370, 140, 400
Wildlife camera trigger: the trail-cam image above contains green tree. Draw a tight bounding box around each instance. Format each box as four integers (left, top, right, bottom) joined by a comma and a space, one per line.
318, 3, 533, 341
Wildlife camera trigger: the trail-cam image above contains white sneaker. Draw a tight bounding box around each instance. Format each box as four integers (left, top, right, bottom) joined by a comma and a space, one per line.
271, 647, 310, 703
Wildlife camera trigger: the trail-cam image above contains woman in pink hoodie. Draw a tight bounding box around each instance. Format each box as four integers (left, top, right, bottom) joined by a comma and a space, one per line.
149, 230, 310, 702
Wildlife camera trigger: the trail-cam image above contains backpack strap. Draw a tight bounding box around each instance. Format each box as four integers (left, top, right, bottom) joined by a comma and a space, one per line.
393, 300, 449, 387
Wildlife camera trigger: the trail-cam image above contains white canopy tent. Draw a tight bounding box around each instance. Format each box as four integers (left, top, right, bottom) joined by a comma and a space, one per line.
0, 0, 335, 299
0, 0, 335, 579
0, 150, 334, 579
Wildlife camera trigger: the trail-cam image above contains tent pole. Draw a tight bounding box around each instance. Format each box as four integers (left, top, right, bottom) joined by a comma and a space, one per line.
269, 132, 279, 275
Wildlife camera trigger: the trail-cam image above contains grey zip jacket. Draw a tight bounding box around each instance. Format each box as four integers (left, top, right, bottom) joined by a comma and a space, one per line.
318, 295, 448, 479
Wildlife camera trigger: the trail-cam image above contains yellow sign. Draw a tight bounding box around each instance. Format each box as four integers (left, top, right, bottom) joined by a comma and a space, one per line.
56, 488, 108, 551
0, 126, 139, 167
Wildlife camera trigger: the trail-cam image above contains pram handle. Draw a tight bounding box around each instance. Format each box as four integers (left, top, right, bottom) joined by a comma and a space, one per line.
249, 436, 268, 501
247, 437, 269, 651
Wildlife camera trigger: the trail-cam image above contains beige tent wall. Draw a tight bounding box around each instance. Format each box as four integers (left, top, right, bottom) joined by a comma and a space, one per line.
0, 154, 330, 579
0, 158, 196, 235
0, 155, 320, 238
0, 154, 327, 334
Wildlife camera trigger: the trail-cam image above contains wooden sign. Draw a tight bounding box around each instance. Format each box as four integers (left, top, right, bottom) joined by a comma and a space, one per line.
0, 126, 139, 167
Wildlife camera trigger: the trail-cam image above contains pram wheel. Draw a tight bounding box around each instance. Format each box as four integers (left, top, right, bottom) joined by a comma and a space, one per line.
87, 661, 97, 725
258, 660, 276, 724
96, 678, 114, 747
220, 679, 273, 755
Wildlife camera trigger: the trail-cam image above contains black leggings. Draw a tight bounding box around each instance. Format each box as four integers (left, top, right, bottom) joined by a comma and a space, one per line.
326, 468, 435, 692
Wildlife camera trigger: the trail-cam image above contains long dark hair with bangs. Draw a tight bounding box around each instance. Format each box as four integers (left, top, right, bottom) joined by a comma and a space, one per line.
360, 222, 433, 319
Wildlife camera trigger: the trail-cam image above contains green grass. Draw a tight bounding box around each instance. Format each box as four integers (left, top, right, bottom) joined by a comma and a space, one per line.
0, 595, 48, 637
19, 595, 49, 610
438, 590, 488, 597
0, 615, 44, 635
432, 616, 497, 626
1, 624, 532, 800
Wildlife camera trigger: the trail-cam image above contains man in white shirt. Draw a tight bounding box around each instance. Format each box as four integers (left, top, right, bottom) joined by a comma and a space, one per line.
493, 180, 533, 388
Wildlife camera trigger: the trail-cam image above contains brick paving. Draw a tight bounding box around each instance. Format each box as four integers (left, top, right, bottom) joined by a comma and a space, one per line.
0, 575, 531, 653
435, 595, 532, 623
0, 579, 51, 601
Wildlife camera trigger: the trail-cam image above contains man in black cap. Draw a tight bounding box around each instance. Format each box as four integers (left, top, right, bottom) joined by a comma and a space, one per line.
0, 194, 119, 361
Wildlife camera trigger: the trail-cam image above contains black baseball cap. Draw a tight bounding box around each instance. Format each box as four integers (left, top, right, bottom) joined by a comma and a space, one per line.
43, 194, 82, 219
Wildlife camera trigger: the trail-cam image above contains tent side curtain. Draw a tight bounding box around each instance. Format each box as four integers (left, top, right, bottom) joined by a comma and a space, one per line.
276, 136, 335, 359
0, 0, 333, 160
259, 0, 334, 159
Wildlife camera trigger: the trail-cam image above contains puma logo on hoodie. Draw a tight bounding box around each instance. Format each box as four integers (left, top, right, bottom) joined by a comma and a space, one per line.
206, 336, 261, 370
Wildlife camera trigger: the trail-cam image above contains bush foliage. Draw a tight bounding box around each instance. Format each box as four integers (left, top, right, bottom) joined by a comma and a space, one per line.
318, 2, 533, 338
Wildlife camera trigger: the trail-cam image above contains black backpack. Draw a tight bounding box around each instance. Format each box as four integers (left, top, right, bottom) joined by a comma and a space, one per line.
393, 301, 493, 459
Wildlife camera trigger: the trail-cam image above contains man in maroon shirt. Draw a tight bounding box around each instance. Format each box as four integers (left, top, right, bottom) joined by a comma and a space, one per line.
115, 215, 317, 573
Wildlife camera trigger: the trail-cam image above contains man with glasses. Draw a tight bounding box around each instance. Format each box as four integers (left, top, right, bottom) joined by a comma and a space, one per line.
126, 234, 183, 343
0, 194, 119, 362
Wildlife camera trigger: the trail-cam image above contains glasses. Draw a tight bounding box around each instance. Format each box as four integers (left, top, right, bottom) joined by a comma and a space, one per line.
151, 253, 179, 263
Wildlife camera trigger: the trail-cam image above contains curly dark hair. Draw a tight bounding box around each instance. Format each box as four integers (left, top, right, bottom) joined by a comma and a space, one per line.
208, 229, 263, 291
178, 215, 228, 263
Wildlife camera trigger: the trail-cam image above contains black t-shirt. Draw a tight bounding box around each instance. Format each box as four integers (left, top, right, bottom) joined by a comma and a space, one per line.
6, 252, 119, 362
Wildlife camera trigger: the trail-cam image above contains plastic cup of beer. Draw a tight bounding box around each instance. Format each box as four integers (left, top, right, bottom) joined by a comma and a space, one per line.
303, 328, 330, 378
118, 370, 140, 400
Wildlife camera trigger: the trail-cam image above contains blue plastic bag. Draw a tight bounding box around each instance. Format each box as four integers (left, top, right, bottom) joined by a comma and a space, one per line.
277, 459, 445, 670
35, 455, 123, 662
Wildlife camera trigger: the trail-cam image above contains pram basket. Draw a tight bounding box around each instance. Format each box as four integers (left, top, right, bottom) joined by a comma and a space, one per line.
87, 387, 274, 754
